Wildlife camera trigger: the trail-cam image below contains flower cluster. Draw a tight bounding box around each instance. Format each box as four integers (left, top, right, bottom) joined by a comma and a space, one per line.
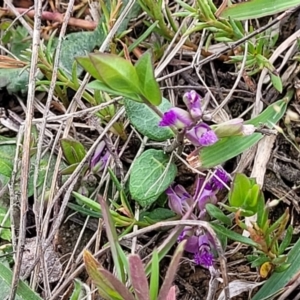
159, 90, 218, 147
166, 168, 230, 268
166, 168, 230, 217
159, 90, 256, 147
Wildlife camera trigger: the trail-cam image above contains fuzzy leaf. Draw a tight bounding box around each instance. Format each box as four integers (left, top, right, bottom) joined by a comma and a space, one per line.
129, 149, 177, 207
124, 97, 174, 141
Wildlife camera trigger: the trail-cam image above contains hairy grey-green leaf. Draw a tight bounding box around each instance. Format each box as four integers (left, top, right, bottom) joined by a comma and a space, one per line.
129, 149, 177, 207
124, 98, 174, 141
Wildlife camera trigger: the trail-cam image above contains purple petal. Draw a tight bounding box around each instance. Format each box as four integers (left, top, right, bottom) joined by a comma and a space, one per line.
185, 236, 199, 253
194, 249, 213, 268
211, 168, 230, 189
174, 185, 192, 202
186, 123, 218, 147
166, 186, 184, 215
183, 90, 202, 120
90, 141, 106, 169
198, 234, 210, 246
199, 130, 218, 146
159, 108, 193, 129
197, 187, 217, 211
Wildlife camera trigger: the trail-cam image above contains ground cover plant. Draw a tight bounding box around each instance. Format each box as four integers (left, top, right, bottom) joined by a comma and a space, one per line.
1, 0, 300, 299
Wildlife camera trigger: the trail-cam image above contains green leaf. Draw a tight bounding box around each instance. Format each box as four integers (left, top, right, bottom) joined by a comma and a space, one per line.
69, 279, 87, 300
87, 80, 143, 102
210, 223, 259, 248
278, 225, 293, 255
88, 53, 142, 95
129, 149, 177, 207
0, 159, 13, 178
245, 183, 260, 209
60, 163, 79, 175
124, 97, 174, 141
135, 52, 161, 105
0, 262, 42, 299
72, 192, 101, 212
83, 251, 124, 300
205, 203, 232, 226
98, 196, 126, 282
219, 0, 300, 20
270, 73, 283, 93
140, 208, 176, 223
252, 238, 300, 300
229, 173, 251, 207
0, 207, 11, 241
250, 256, 270, 268
256, 193, 268, 229
68, 202, 102, 218
199, 93, 291, 168
60, 139, 86, 165
76, 56, 103, 81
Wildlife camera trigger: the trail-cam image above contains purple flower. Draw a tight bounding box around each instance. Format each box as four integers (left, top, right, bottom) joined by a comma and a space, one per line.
90, 141, 106, 169
194, 247, 213, 268
211, 168, 230, 189
90, 141, 110, 173
159, 107, 193, 129
186, 123, 218, 147
194, 177, 217, 211
181, 232, 214, 268
166, 185, 193, 215
183, 90, 202, 120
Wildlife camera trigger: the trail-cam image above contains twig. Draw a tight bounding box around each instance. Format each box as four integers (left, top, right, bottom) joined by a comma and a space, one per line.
1, 7, 97, 30
31, 0, 76, 293
8, 1, 43, 299
3, 1, 33, 36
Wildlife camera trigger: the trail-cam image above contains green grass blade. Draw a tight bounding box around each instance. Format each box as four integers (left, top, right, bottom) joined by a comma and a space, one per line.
0, 263, 42, 299
149, 249, 159, 300
220, 0, 300, 20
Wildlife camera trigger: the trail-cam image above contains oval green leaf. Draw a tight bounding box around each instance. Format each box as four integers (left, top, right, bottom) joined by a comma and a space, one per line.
89, 53, 141, 95
129, 149, 177, 207
87, 80, 143, 102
